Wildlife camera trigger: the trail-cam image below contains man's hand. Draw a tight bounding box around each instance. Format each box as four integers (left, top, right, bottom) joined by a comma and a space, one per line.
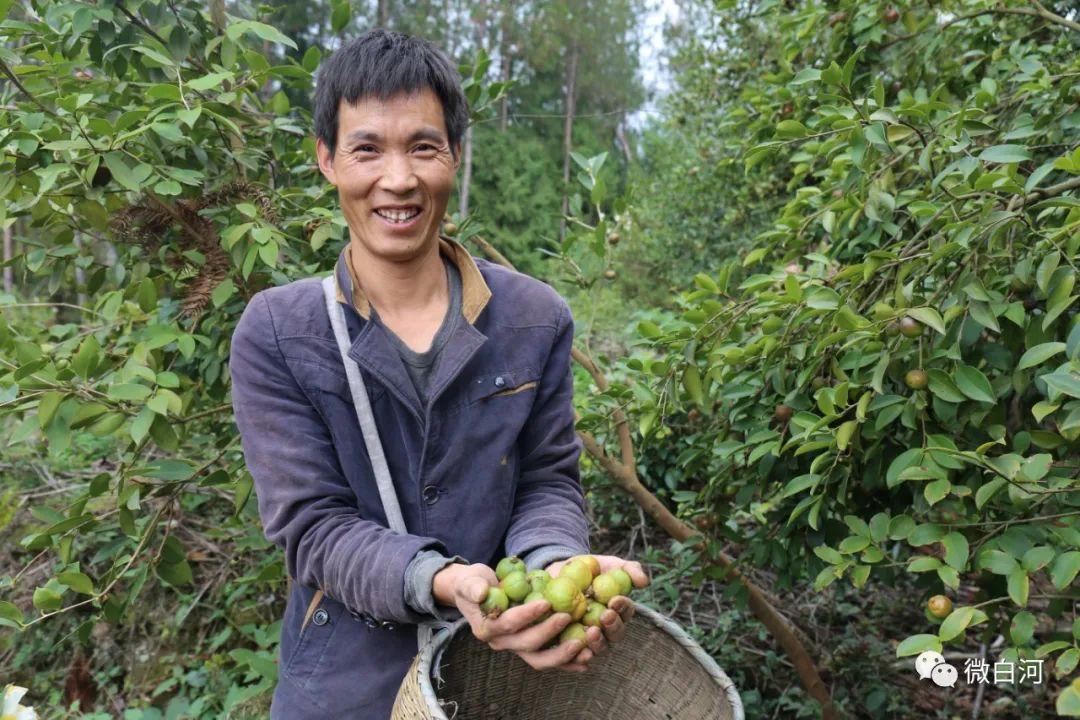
542, 555, 649, 667
433, 563, 591, 672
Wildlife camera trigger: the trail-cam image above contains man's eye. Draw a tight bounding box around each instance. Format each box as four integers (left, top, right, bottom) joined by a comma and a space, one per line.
354, 145, 376, 153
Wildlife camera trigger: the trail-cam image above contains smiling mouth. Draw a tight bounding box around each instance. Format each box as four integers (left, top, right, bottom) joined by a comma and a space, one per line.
374, 207, 422, 223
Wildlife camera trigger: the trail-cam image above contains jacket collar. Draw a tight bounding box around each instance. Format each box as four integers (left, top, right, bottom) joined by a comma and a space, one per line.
333, 236, 492, 325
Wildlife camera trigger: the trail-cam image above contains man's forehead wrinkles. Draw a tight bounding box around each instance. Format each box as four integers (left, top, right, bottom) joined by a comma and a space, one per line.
343, 126, 447, 144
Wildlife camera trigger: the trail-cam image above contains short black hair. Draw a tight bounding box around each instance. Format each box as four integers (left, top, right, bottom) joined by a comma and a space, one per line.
313, 29, 469, 159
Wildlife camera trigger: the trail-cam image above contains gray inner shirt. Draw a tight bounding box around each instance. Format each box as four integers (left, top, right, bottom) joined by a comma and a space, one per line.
373, 252, 462, 405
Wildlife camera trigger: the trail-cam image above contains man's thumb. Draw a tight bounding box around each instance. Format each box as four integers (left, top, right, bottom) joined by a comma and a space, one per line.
463, 576, 489, 604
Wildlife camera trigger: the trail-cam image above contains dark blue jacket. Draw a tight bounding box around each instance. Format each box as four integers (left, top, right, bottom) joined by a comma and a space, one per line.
228, 237, 589, 718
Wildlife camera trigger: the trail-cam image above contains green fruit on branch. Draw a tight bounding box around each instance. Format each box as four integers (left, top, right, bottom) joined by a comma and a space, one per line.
591, 573, 622, 605
480, 587, 509, 618
883, 7, 899, 23
543, 577, 580, 615
606, 231, 620, 245
761, 315, 783, 335
500, 570, 531, 603
899, 317, 922, 338
495, 556, 525, 581
442, 221, 458, 235
927, 594, 952, 619
559, 622, 587, 645
603, 269, 617, 280
904, 369, 928, 390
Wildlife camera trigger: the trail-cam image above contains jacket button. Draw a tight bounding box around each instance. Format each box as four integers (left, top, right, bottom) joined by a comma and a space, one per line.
494, 375, 506, 388
311, 608, 329, 626
422, 485, 439, 505
382, 622, 397, 632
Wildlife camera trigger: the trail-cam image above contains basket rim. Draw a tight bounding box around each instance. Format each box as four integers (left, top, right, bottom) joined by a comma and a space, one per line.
413, 601, 745, 720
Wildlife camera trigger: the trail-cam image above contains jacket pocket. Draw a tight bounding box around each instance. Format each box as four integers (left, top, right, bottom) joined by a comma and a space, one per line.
466, 368, 541, 405
283, 591, 343, 691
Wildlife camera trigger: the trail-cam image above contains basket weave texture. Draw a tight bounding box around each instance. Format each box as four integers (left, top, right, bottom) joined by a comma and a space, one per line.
392, 602, 743, 720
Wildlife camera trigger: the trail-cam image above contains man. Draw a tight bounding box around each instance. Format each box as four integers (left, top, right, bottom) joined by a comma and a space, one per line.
229, 29, 646, 718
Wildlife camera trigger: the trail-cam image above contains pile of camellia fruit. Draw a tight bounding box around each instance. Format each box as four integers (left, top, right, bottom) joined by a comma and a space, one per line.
480, 555, 635, 646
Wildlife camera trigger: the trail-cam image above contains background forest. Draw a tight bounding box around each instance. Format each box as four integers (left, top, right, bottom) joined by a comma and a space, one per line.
1, 0, 1078, 718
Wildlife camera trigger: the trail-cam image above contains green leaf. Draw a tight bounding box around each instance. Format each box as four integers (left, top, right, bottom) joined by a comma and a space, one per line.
1007, 566, 1029, 606
924, 478, 951, 506
0, 600, 24, 629
156, 559, 194, 587
331, 1, 350, 32
941, 532, 968, 570
905, 307, 945, 334
927, 370, 965, 403
103, 152, 140, 191
1019, 342, 1067, 369
71, 335, 101, 379
775, 120, 808, 139
979, 144, 1031, 164
814, 546, 844, 565
57, 571, 94, 595
975, 478, 1006, 509
225, 20, 298, 50
939, 606, 975, 642
954, 365, 996, 403
1050, 551, 1080, 590
1010, 611, 1036, 645
1057, 683, 1080, 716
33, 586, 63, 612
886, 448, 922, 488
1044, 371, 1080, 399
896, 634, 942, 658
1057, 648, 1080, 678
937, 564, 960, 590
107, 383, 152, 402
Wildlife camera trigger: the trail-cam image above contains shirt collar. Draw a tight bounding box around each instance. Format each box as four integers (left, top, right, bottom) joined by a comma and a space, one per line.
333, 236, 492, 325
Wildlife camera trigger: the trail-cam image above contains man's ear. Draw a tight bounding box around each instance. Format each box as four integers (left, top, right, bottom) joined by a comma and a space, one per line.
315, 137, 338, 185
452, 142, 462, 171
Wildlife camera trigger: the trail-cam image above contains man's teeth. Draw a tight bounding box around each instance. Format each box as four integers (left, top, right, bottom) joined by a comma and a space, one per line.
376, 208, 421, 222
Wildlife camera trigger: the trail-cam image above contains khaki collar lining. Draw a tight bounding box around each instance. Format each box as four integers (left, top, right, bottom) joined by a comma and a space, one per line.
333, 237, 492, 325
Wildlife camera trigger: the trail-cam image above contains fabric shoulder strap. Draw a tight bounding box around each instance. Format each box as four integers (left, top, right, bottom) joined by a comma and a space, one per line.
320, 274, 407, 534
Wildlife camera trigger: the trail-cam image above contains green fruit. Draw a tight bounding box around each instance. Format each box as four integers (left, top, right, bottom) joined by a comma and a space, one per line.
591, 573, 621, 605
500, 570, 531, 603
526, 569, 551, 592
480, 587, 509, 618
582, 601, 606, 628
774, 404, 794, 423
871, 302, 895, 322
523, 590, 546, 605
559, 622, 587, 645
571, 592, 588, 622
610, 568, 633, 596
572, 555, 601, 578
905, 369, 928, 390
495, 556, 525, 581
442, 221, 458, 235
543, 577, 579, 614
560, 560, 593, 592
899, 317, 922, 338
761, 316, 783, 335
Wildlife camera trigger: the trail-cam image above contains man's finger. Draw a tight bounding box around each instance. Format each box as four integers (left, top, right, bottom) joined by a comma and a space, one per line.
488, 612, 571, 652
486, 599, 552, 636
599, 609, 625, 644
609, 595, 635, 624
623, 561, 649, 588
516, 639, 585, 671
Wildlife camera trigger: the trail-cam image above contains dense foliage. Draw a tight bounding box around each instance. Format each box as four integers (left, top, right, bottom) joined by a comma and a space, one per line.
573, 0, 1079, 714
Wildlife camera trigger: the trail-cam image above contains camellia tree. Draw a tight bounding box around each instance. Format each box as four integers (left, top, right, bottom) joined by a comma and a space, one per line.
0, 0, 507, 713
554, 0, 1079, 715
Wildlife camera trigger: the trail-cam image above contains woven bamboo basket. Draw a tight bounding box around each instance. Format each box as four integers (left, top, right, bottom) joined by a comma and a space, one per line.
391, 602, 743, 719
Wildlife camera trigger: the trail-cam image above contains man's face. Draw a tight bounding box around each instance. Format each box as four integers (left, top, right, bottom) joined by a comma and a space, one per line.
316, 88, 460, 261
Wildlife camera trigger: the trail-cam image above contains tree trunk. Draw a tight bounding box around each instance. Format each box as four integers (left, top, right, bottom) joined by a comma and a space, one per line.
559, 43, 579, 243
2, 224, 12, 295
73, 232, 87, 307
458, 0, 486, 219
378, 0, 390, 26
498, 2, 512, 131
615, 114, 633, 166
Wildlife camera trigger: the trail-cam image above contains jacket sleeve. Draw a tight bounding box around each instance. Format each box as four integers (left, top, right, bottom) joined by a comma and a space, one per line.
504, 300, 590, 558
229, 291, 446, 624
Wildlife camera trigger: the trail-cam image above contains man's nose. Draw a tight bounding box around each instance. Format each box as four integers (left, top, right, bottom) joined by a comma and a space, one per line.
379, 152, 419, 194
